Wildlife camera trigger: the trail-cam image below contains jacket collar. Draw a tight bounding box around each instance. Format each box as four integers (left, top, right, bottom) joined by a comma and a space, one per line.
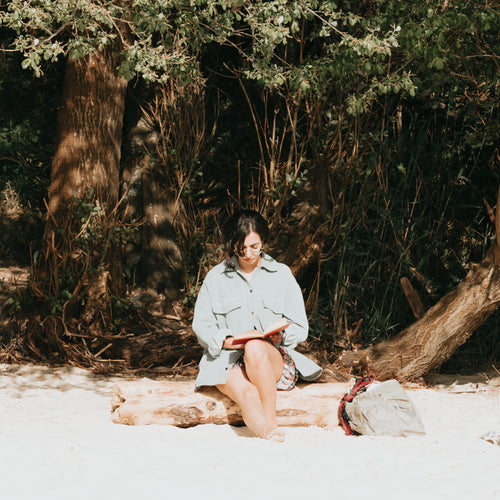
223, 252, 278, 275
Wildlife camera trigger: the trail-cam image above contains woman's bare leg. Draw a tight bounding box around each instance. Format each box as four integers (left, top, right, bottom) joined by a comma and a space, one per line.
242, 340, 283, 429
217, 340, 284, 440
217, 367, 270, 438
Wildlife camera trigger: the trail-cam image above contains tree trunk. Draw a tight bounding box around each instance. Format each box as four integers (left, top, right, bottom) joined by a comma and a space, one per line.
111, 380, 345, 428
121, 144, 184, 313
34, 46, 128, 316
120, 81, 205, 314
48, 48, 126, 224
337, 240, 500, 381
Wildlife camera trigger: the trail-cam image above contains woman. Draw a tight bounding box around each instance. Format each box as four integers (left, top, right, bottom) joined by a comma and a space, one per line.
192, 209, 322, 441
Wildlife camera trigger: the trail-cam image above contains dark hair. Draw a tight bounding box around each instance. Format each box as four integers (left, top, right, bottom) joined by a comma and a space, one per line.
222, 209, 270, 262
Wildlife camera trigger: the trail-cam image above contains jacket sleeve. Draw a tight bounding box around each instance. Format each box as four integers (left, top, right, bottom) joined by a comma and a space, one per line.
192, 276, 232, 359
280, 267, 308, 349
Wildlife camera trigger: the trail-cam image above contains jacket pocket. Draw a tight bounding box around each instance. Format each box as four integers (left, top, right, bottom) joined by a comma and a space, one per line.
213, 297, 242, 329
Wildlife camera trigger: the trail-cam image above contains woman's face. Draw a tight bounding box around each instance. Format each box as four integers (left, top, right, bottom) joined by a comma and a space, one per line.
236, 231, 263, 267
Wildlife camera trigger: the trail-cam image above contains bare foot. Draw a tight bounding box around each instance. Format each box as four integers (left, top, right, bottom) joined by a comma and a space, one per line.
264, 428, 285, 442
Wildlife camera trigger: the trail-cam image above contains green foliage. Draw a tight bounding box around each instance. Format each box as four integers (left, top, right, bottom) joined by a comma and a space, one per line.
1, 0, 239, 81
30, 195, 139, 314
1, 0, 415, 103
0, 121, 52, 211
69, 196, 136, 265
0, 43, 59, 211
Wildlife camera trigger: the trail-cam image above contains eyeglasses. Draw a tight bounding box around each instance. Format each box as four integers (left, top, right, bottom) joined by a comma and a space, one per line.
234, 242, 262, 257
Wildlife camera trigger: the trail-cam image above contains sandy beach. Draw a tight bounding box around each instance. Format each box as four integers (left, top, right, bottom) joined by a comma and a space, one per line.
1, 363, 499, 500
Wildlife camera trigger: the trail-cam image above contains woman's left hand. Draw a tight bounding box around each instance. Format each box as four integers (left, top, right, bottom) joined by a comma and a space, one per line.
267, 332, 283, 345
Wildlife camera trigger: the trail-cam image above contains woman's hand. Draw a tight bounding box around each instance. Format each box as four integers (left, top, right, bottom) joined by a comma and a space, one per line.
267, 332, 283, 345
223, 330, 262, 349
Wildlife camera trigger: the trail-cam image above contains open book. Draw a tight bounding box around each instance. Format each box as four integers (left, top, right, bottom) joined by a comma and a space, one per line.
230, 318, 290, 346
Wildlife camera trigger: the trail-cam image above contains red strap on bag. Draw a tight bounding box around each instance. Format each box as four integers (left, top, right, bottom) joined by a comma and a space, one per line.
338, 375, 375, 435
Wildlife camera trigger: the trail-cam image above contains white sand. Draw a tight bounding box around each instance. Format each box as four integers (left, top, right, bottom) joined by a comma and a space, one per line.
1, 364, 499, 500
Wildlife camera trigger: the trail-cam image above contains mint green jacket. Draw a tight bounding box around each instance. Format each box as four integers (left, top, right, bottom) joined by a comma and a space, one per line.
192, 253, 322, 388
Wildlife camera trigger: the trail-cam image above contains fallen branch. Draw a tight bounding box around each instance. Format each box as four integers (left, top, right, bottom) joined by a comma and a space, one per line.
400, 277, 426, 319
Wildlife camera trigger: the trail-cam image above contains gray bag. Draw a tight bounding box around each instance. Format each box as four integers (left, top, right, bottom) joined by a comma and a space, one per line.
345, 379, 425, 437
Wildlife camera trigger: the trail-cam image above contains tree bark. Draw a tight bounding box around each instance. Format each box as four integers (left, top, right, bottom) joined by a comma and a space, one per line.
47, 49, 126, 224
111, 380, 345, 428
120, 81, 205, 311
34, 46, 128, 312
337, 241, 500, 381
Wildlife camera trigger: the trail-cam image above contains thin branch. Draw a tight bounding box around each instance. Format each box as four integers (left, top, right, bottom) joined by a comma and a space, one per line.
496, 186, 500, 243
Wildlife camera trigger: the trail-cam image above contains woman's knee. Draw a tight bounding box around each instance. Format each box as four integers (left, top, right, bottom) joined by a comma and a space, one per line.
244, 339, 283, 370
243, 340, 270, 368
244, 339, 267, 356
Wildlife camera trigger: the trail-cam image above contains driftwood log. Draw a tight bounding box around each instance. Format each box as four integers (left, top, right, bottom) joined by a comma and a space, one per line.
111, 380, 346, 429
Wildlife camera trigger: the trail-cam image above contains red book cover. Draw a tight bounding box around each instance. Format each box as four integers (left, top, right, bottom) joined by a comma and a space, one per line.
230, 318, 290, 345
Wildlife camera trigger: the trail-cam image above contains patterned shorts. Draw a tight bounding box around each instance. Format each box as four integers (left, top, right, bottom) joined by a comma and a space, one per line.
232, 341, 299, 391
